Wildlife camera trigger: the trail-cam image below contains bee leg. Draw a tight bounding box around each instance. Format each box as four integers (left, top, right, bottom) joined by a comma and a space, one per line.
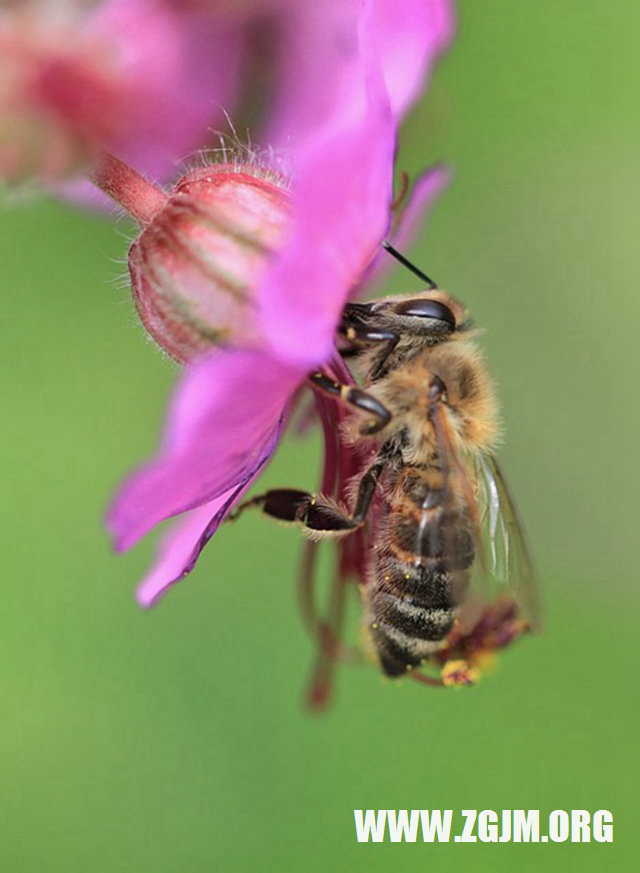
308, 370, 391, 435
338, 321, 397, 349
230, 489, 357, 535
338, 308, 400, 378
301, 448, 389, 533
229, 453, 388, 535
350, 455, 387, 523
227, 489, 309, 524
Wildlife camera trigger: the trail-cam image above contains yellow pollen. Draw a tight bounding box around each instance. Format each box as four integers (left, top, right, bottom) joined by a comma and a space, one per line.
441, 659, 480, 688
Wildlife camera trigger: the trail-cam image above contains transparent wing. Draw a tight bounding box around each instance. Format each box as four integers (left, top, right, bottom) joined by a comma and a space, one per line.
474, 454, 543, 631
429, 401, 542, 633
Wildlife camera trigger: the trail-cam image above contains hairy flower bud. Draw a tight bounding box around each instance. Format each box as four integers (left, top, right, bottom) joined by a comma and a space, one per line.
127, 163, 291, 363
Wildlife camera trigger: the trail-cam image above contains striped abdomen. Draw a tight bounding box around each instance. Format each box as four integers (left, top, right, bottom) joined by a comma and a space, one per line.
367, 467, 475, 677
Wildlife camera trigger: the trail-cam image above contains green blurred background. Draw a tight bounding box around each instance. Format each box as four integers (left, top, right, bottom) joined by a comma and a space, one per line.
1, 1, 636, 870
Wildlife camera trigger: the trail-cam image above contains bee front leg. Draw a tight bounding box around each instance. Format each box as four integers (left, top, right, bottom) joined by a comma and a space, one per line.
308, 371, 391, 435
338, 308, 400, 379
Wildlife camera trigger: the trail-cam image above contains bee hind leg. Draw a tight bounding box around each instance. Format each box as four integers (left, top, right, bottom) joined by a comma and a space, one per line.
229, 453, 388, 537
229, 488, 358, 538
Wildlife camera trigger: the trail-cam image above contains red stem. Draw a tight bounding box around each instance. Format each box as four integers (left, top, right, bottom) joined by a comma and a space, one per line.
90, 152, 167, 225
409, 671, 445, 688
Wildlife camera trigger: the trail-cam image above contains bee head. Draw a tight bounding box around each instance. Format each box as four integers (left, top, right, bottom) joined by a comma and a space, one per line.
369, 242, 469, 338
388, 293, 457, 333
361, 290, 468, 340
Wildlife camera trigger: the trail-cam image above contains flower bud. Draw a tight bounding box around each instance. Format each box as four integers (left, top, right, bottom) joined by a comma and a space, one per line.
128, 163, 291, 363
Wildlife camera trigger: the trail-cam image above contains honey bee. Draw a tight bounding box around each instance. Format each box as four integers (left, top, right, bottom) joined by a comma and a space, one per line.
234, 243, 540, 689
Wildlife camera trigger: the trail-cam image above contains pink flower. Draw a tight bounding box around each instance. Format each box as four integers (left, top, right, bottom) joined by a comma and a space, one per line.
262, 0, 454, 147
0, 0, 242, 185
100, 3, 452, 608
0, 0, 453, 188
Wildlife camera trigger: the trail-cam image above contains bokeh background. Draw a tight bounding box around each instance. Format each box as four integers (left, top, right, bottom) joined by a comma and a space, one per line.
1, 1, 636, 870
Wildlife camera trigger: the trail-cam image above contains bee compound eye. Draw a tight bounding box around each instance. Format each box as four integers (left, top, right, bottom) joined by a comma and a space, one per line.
392, 299, 456, 330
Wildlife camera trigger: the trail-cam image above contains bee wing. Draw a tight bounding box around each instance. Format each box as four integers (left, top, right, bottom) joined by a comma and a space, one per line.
428, 402, 486, 600
430, 402, 542, 632
473, 454, 543, 631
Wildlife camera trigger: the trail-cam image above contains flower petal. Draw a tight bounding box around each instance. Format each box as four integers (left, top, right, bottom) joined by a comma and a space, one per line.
266, 0, 454, 145
87, 0, 246, 180
136, 479, 251, 608
371, 0, 455, 118
265, 1, 362, 149
107, 349, 300, 552
1, 0, 245, 191
258, 12, 396, 366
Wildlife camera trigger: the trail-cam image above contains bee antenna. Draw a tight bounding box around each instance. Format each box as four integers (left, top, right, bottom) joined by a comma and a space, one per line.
382, 241, 438, 290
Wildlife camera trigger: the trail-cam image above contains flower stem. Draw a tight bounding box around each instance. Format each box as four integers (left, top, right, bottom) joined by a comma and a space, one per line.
91, 153, 167, 225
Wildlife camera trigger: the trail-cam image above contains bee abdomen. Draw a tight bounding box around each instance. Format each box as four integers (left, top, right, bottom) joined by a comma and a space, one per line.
388, 512, 475, 570
377, 555, 456, 602
370, 621, 444, 677
366, 467, 476, 677
369, 587, 456, 677
367, 554, 470, 677
373, 591, 455, 640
